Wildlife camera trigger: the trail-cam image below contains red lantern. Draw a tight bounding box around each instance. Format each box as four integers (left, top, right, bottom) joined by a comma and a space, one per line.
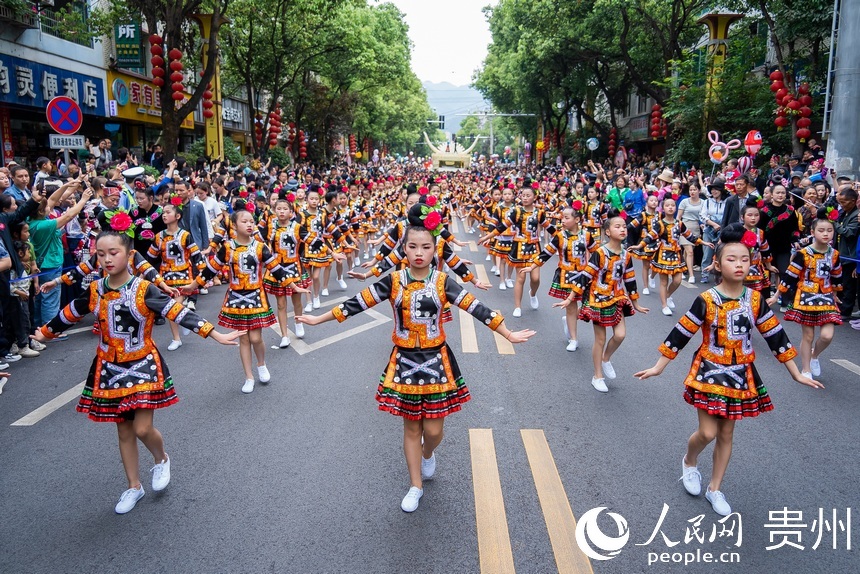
798, 82, 810, 95
202, 109, 214, 119
171, 92, 184, 101
796, 117, 812, 128
769, 70, 783, 81
153, 77, 165, 88
171, 82, 184, 92
202, 100, 214, 109
651, 104, 661, 112
770, 81, 783, 92
799, 94, 813, 106
269, 138, 279, 147
150, 44, 163, 56
203, 90, 213, 100
787, 100, 801, 111
775, 88, 788, 101
651, 130, 659, 138
150, 55, 164, 68
799, 106, 812, 117
662, 129, 668, 138
782, 95, 794, 107
774, 116, 789, 129
169, 60, 183, 72
152, 67, 165, 78
170, 71, 184, 82
149, 34, 162, 45
796, 128, 811, 142
168, 48, 182, 61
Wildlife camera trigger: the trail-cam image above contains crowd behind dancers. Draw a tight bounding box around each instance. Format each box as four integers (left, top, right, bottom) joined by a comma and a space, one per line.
1, 138, 858, 517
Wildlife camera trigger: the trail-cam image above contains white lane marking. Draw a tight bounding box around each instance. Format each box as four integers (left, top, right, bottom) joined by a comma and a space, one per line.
459, 308, 479, 353
468, 241, 478, 253
11, 381, 86, 426
475, 264, 515, 355
452, 217, 461, 234
831, 359, 860, 377
680, 281, 696, 289
452, 242, 463, 252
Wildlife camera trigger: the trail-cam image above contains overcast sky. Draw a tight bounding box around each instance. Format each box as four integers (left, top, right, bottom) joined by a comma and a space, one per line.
382, 0, 497, 86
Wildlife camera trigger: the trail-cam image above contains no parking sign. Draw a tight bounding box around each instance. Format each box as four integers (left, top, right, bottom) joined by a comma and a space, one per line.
46, 96, 83, 135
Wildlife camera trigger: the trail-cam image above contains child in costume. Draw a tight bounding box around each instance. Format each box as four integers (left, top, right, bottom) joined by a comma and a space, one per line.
635, 223, 822, 517
32, 222, 241, 515
297, 203, 534, 513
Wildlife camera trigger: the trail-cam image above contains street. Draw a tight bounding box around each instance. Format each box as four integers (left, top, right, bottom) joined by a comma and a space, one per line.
1, 224, 858, 574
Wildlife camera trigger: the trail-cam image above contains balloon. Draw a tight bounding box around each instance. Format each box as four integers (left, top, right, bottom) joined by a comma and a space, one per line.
744, 130, 762, 157
586, 137, 599, 151
707, 131, 741, 165
737, 156, 753, 174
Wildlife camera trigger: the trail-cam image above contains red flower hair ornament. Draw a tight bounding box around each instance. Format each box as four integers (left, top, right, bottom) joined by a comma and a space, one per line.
425, 194, 438, 207
741, 230, 758, 249
571, 199, 584, 212
106, 210, 135, 238
423, 210, 442, 233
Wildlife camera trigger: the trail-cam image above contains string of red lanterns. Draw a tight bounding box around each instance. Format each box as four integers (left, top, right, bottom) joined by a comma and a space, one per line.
770, 70, 813, 142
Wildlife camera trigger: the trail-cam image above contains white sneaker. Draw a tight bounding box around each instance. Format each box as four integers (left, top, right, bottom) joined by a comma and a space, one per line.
529, 293, 539, 309
512, 307, 522, 318
506, 278, 514, 288
400, 486, 423, 512
642, 287, 650, 295
667, 297, 676, 309
566, 339, 578, 352
688, 275, 695, 284
421, 453, 436, 480
17, 346, 40, 358
602, 361, 616, 379
490, 265, 498, 273
151, 457, 170, 491
199, 287, 209, 294
242, 379, 255, 394
363, 253, 369, 260
30, 340, 46, 351
321, 288, 329, 297
499, 282, 507, 291
810, 358, 821, 377
312, 297, 321, 309
186, 301, 196, 311
279, 336, 291, 349
649, 275, 656, 289
115, 486, 145, 514
705, 489, 732, 516
494, 269, 501, 276
562, 316, 570, 339
167, 340, 182, 351
258, 365, 271, 383
591, 377, 609, 393
486, 255, 492, 261
337, 278, 348, 290
295, 323, 305, 339
680, 457, 702, 496
662, 306, 673, 316
304, 302, 313, 313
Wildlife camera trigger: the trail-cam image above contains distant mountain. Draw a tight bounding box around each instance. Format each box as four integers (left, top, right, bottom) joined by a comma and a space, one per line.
422, 81, 489, 134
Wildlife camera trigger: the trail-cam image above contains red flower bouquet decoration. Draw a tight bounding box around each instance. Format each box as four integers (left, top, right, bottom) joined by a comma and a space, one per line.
425, 195, 438, 207
741, 230, 758, 249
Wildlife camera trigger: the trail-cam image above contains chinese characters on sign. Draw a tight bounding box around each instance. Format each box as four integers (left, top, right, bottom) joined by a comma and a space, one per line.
0, 54, 105, 113
114, 22, 144, 69
765, 507, 852, 551
49, 134, 86, 150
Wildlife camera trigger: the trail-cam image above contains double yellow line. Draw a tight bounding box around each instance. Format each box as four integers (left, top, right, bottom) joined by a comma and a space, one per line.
470, 429, 594, 574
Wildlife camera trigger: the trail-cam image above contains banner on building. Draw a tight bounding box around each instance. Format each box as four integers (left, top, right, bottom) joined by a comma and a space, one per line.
0, 54, 106, 114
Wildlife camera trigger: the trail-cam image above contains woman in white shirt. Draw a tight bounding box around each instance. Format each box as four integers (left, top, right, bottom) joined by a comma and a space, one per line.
677, 183, 704, 283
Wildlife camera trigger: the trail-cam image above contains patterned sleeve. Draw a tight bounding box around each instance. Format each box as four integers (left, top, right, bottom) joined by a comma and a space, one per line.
375, 224, 401, 261
144, 282, 213, 338
370, 246, 401, 277
261, 243, 289, 282
831, 250, 843, 292
440, 241, 474, 282
622, 251, 639, 300
131, 250, 162, 284
39, 283, 95, 338
59, 252, 98, 286
571, 249, 600, 295
332, 274, 393, 322
658, 295, 707, 359
197, 242, 227, 285
534, 233, 560, 266
754, 292, 797, 362
444, 275, 503, 330
146, 235, 161, 261
776, 249, 804, 295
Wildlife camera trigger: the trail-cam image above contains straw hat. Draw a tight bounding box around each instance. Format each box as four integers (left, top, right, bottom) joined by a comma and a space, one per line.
656, 168, 674, 183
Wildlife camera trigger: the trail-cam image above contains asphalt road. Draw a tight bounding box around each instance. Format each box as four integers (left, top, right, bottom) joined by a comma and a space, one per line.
1, 229, 858, 574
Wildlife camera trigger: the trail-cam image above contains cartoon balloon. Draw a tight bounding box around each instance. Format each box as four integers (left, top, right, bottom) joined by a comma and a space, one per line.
586, 137, 599, 151
744, 130, 762, 157
737, 156, 753, 174
708, 131, 741, 165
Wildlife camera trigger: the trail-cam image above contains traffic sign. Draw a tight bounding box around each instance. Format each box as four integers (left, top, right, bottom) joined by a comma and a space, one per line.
49, 134, 86, 150
45, 96, 83, 135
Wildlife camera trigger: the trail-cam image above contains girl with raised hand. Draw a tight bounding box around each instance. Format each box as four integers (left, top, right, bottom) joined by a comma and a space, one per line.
635, 223, 822, 518
32, 223, 241, 515
298, 207, 534, 514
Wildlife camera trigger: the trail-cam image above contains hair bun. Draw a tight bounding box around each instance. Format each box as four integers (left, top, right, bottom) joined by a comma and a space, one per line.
719, 222, 746, 244
406, 203, 424, 227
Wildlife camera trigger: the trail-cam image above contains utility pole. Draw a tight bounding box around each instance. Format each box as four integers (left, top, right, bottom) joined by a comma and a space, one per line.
824, 0, 860, 180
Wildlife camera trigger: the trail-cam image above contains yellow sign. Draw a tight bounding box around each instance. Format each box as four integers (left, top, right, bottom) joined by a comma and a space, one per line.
193, 13, 228, 160
107, 70, 194, 130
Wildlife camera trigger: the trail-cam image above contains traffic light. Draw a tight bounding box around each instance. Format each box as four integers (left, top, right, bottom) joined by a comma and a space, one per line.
438, 115, 445, 126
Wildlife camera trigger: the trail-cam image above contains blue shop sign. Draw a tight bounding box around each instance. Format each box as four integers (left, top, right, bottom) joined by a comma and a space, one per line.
0, 54, 106, 115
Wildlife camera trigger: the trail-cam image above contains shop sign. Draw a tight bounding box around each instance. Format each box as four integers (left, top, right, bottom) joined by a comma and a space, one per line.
49, 134, 86, 149
114, 22, 144, 69
222, 98, 249, 131
107, 71, 193, 129
0, 53, 105, 114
